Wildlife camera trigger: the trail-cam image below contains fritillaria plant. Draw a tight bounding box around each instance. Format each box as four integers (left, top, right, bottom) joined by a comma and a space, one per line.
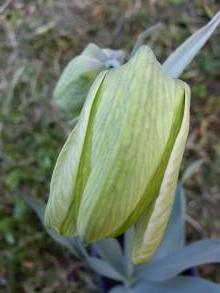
26, 11, 220, 293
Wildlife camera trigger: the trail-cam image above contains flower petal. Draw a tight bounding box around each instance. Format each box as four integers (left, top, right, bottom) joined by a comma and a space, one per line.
132, 84, 190, 264
44, 71, 107, 235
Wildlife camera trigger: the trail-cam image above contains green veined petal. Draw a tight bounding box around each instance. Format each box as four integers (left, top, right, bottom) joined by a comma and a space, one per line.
44, 71, 107, 235
132, 84, 190, 264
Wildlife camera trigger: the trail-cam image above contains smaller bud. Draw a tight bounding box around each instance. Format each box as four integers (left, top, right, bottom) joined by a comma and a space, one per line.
53, 43, 125, 115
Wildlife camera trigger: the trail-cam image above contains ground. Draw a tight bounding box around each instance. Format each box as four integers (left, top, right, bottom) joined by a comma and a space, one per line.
0, 0, 220, 292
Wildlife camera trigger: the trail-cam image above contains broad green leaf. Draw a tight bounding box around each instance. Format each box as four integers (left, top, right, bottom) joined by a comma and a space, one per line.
163, 11, 220, 78
23, 195, 87, 259
132, 82, 190, 264
138, 239, 220, 282
44, 71, 107, 235
87, 257, 126, 282
93, 238, 125, 275
133, 276, 220, 293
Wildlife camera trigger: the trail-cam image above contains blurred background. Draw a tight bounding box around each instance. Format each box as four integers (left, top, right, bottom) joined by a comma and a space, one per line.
0, 0, 219, 292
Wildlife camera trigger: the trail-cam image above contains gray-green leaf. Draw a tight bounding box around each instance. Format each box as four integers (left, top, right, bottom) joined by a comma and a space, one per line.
133, 276, 220, 293
163, 11, 220, 78
93, 238, 125, 276
87, 257, 126, 282
138, 239, 220, 282
23, 195, 87, 259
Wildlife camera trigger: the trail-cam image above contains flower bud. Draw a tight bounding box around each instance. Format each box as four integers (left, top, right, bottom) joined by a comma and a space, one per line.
45, 46, 190, 264
53, 43, 125, 115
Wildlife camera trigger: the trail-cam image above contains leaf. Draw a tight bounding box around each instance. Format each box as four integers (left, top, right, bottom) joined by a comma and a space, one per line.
109, 286, 128, 293
94, 238, 125, 276
138, 239, 220, 282
23, 195, 87, 259
181, 159, 203, 184
23, 194, 45, 220
163, 11, 220, 78
124, 227, 135, 278
3, 66, 25, 115
133, 276, 220, 293
87, 257, 125, 282
130, 23, 163, 56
